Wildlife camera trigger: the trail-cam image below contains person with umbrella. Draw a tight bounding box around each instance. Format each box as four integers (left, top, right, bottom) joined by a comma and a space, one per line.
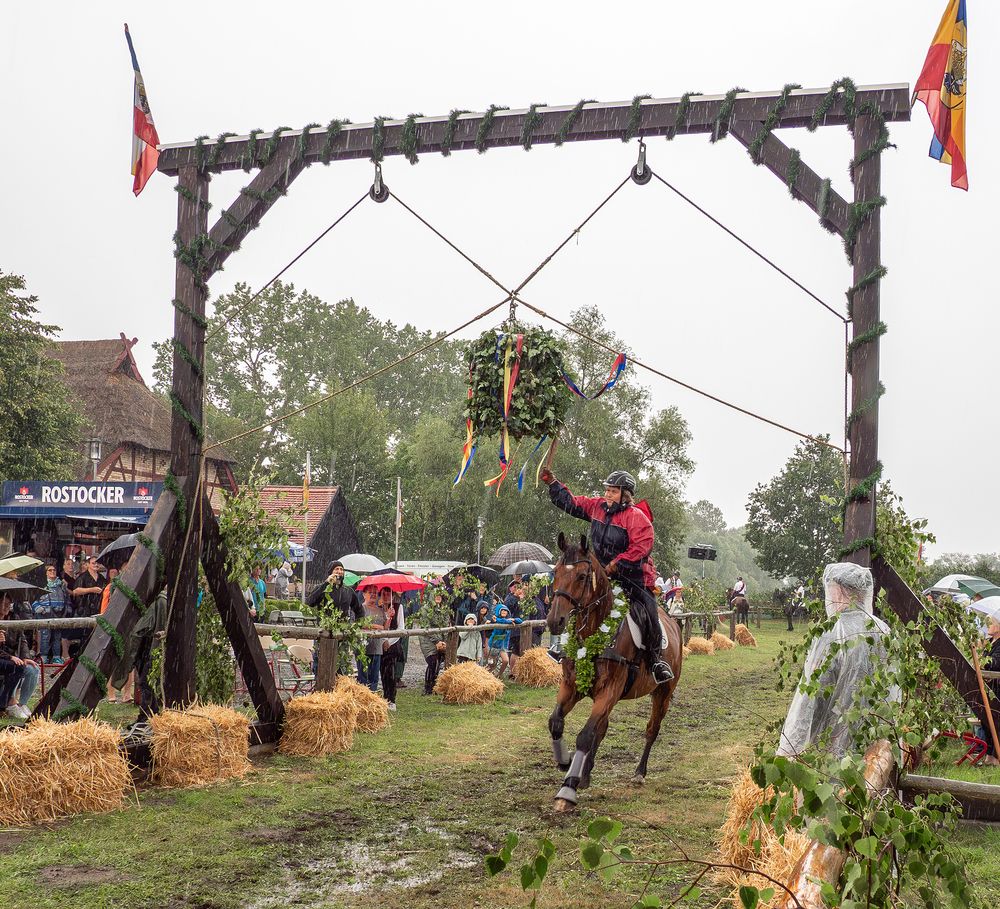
540, 467, 673, 685
306, 561, 364, 675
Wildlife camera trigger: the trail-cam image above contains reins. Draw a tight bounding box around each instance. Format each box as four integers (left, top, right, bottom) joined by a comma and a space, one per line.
553, 555, 613, 636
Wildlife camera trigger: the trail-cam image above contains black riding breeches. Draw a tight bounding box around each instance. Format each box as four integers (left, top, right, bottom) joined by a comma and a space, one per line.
616, 573, 661, 662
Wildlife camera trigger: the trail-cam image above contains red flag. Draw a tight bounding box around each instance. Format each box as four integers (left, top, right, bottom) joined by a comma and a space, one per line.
125, 24, 160, 195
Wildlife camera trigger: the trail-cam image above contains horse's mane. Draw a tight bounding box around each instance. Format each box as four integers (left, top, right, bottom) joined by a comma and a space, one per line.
557, 539, 614, 635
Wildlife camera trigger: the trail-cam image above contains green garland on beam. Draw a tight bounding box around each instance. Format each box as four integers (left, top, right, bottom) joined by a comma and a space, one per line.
257, 126, 291, 166
79, 655, 108, 692
837, 535, 878, 560
112, 577, 148, 615
171, 298, 208, 330
95, 616, 125, 659
521, 103, 545, 150
808, 77, 857, 132
622, 94, 651, 142
371, 116, 391, 163
137, 532, 166, 581
847, 321, 888, 372
747, 83, 801, 163
844, 460, 883, 509
168, 391, 205, 442
53, 690, 88, 722
400, 113, 423, 164
849, 102, 894, 179
193, 135, 210, 171
163, 470, 188, 533
320, 118, 349, 165
441, 109, 470, 156
785, 148, 802, 196
297, 123, 321, 163
242, 129, 264, 172
555, 99, 596, 147
208, 132, 238, 169
475, 105, 509, 153
816, 178, 838, 234
666, 92, 701, 140
710, 86, 747, 143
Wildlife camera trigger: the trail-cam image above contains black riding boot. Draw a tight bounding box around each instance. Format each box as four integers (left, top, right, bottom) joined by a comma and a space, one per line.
624, 580, 673, 686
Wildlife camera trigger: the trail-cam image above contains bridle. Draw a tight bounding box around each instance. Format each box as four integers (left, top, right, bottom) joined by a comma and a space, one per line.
553, 556, 612, 630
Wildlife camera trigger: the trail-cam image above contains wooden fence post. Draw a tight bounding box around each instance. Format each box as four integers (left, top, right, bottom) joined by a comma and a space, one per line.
445, 629, 459, 667
682, 616, 692, 645
755, 606, 761, 629
315, 634, 337, 691
729, 611, 736, 641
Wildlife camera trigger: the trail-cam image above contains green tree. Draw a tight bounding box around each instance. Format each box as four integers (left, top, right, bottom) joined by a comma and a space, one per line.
0, 270, 85, 483
744, 437, 844, 582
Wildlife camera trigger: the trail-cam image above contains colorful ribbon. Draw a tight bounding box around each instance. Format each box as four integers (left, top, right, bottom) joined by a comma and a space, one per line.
485, 333, 524, 495
454, 363, 477, 485
517, 435, 548, 492
561, 352, 627, 400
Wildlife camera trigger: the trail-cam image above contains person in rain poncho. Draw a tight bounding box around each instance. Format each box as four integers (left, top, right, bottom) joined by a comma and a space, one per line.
777, 562, 899, 759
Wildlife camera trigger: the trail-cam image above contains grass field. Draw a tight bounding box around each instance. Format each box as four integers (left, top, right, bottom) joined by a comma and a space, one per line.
2, 620, 998, 909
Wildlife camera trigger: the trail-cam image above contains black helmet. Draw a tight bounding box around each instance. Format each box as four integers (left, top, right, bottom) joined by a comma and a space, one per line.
603, 470, 636, 494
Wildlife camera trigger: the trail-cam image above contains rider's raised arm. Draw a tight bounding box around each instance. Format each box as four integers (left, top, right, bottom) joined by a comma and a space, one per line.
547, 478, 604, 522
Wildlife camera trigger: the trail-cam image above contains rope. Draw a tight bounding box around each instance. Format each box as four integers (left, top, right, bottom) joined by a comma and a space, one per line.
515, 297, 845, 453
206, 296, 512, 452
649, 170, 846, 323
205, 190, 370, 342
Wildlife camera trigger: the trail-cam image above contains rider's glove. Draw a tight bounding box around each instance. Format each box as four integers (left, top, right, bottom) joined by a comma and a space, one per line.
539, 467, 555, 485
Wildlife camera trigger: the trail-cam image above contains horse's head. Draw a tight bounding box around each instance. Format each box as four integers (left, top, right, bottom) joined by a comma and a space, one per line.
548, 531, 603, 635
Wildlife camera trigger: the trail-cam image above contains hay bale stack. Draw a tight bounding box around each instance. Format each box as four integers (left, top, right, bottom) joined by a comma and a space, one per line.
279, 689, 359, 756
150, 705, 251, 788
434, 661, 504, 704
513, 648, 563, 688
682, 645, 692, 657
687, 636, 715, 655
711, 632, 735, 651
0, 717, 131, 826
735, 624, 758, 647
335, 676, 390, 733
717, 767, 811, 908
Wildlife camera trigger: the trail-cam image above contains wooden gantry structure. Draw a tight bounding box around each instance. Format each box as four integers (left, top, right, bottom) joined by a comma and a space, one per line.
35, 84, 1000, 745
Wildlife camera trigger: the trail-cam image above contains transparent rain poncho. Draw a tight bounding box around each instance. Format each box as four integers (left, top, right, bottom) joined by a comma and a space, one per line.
776, 563, 899, 759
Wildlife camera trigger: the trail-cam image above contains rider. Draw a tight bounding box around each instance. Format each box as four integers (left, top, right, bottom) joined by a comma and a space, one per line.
540, 467, 673, 685
731, 576, 747, 600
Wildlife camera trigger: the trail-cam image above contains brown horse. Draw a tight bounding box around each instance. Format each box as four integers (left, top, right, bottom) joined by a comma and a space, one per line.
728, 588, 750, 625
546, 533, 683, 811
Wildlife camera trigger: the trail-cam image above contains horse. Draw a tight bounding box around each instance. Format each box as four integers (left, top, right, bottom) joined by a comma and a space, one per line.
727, 587, 750, 626
546, 533, 683, 812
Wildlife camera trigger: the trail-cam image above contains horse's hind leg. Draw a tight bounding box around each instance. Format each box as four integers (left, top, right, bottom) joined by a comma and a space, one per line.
634, 682, 673, 783
549, 679, 580, 770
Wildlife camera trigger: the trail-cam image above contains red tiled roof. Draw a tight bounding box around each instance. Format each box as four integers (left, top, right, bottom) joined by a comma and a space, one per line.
258, 485, 340, 546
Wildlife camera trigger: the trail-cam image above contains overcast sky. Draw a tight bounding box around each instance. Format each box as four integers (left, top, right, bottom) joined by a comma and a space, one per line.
2, 2, 995, 558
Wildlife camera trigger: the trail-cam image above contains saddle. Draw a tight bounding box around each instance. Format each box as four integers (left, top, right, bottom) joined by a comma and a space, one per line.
624, 613, 668, 655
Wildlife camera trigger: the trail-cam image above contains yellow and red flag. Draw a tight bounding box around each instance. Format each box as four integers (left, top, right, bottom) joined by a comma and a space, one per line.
125, 24, 160, 196
913, 0, 968, 190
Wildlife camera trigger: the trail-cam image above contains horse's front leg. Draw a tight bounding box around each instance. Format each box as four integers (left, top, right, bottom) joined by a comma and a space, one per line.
549, 675, 580, 770
554, 675, 623, 808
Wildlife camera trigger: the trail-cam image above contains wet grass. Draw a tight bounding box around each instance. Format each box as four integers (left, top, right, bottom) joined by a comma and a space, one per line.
1, 620, 998, 908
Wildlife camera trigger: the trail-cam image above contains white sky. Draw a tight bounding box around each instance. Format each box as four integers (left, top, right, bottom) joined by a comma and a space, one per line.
2, 2, 995, 557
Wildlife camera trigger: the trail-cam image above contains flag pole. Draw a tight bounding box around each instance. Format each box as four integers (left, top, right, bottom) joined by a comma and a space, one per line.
394, 476, 401, 569
302, 451, 310, 604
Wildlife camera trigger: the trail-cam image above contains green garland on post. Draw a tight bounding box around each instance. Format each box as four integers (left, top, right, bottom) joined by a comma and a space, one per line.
171, 336, 203, 379
475, 105, 509, 153
174, 184, 212, 210
846, 265, 888, 319
79, 655, 108, 693
847, 321, 888, 371
171, 298, 208, 330
163, 470, 188, 533
440, 109, 470, 156
400, 113, 424, 164
168, 391, 205, 442
747, 83, 801, 163
111, 577, 148, 616
53, 690, 88, 722
137, 532, 166, 581
95, 615, 125, 659
521, 103, 545, 150
785, 148, 802, 196
622, 94, 651, 143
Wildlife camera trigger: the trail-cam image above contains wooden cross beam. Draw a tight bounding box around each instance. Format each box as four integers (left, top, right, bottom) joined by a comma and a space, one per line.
158, 85, 910, 178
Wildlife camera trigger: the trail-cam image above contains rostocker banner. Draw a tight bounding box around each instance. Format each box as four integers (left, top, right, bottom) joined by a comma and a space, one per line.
0, 481, 163, 519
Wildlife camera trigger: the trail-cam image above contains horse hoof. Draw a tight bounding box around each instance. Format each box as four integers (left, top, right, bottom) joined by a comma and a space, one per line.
631, 774, 645, 786
553, 798, 577, 814
557, 762, 570, 772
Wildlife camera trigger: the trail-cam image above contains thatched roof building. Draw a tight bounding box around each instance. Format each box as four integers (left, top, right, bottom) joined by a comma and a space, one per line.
50, 334, 237, 507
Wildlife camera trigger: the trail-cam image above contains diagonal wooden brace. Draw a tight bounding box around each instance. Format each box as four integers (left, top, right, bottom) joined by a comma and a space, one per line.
33, 488, 181, 720
873, 556, 1000, 736
199, 491, 285, 727
729, 121, 849, 238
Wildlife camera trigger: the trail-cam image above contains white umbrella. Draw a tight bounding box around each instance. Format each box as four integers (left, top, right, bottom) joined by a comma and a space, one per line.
337, 553, 387, 574
968, 596, 1000, 625
922, 573, 980, 596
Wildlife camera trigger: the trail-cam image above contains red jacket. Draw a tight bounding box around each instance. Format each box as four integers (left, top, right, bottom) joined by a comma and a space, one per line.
549, 481, 657, 588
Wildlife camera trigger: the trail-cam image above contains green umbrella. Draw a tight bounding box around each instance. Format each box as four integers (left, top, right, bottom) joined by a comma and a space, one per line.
957, 578, 1000, 600
343, 571, 361, 587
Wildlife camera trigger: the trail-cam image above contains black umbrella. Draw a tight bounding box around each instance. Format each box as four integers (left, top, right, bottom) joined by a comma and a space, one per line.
486, 542, 554, 569
500, 560, 552, 577
0, 577, 44, 601
442, 564, 500, 588
98, 532, 141, 567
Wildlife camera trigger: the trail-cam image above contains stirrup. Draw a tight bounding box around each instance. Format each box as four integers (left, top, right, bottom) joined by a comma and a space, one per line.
547, 647, 563, 663
651, 660, 673, 684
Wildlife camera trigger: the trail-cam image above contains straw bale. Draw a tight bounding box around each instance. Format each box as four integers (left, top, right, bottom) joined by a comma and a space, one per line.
150, 705, 251, 788
717, 767, 811, 908
279, 689, 359, 757
711, 632, 736, 651
687, 636, 715, 655
335, 675, 390, 733
434, 661, 504, 704
512, 648, 562, 688
682, 645, 692, 657
735, 624, 758, 647
0, 717, 131, 826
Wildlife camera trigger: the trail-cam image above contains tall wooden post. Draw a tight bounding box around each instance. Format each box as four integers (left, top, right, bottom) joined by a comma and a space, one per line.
164, 165, 210, 707
842, 113, 882, 567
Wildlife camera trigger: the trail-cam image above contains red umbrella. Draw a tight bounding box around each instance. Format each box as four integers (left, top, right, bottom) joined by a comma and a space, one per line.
356, 571, 427, 593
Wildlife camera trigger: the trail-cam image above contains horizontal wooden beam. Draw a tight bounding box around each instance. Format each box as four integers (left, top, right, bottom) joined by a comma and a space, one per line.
158, 84, 911, 176
901, 774, 1000, 823
874, 557, 1000, 736
728, 121, 850, 237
